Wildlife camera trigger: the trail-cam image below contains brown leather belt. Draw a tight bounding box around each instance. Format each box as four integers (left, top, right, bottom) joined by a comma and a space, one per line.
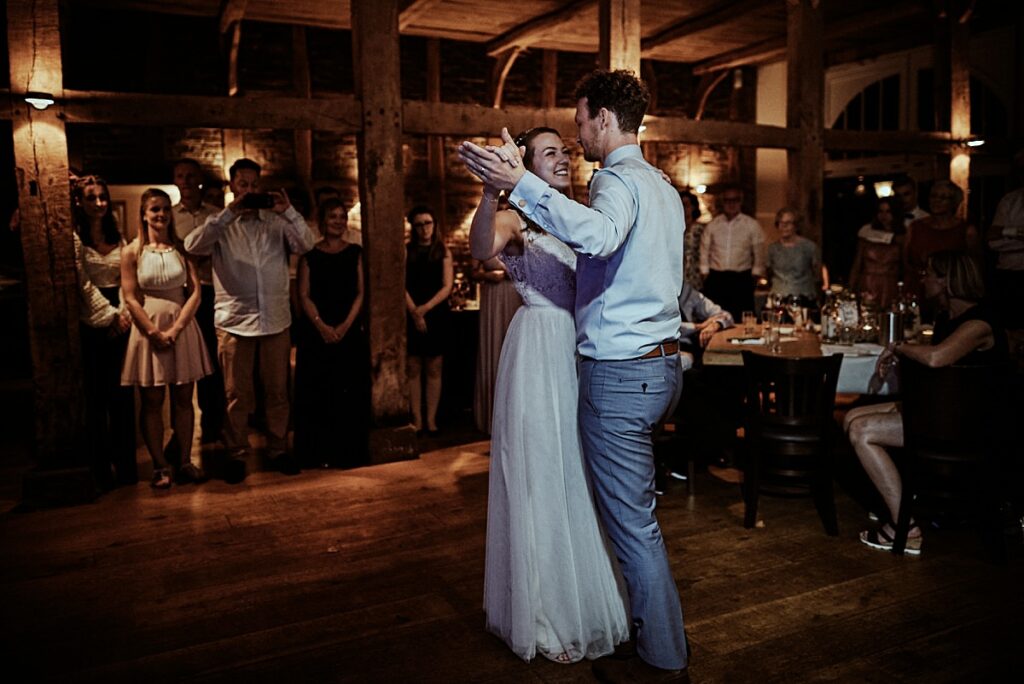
638, 340, 679, 359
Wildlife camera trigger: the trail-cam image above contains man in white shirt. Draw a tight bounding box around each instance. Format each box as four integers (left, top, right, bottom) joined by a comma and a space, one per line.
171, 159, 223, 447
893, 175, 929, 228
184, 159, 317, 481
699, 186, 764, 320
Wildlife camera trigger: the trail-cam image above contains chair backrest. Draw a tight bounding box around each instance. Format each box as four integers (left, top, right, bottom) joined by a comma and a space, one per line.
741, 351, 844, 433
899, 359, 994, 456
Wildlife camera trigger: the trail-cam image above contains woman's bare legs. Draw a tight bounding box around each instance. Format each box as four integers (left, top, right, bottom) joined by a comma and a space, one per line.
424, 355, 443, 432
408, 356, 423, 431
845, 403, 920, 537
140, 387, 170, 473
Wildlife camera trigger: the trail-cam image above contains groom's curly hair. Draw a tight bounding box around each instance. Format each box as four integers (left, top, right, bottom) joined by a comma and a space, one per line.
573, 69, 649, 134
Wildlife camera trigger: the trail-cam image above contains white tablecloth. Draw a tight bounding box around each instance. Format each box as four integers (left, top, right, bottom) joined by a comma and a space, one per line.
821, 343, 891, 395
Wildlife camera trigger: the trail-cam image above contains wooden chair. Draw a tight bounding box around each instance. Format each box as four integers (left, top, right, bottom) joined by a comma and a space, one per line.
893, 359, 1005, 561
740, 351, 843, 535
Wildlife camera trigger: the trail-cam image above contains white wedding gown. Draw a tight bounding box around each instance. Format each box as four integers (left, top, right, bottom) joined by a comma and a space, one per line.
484, 228, 630, 663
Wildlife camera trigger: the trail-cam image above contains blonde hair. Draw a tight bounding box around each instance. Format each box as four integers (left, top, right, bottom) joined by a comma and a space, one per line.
136, 188, 185, 264
928, 251, 984, 302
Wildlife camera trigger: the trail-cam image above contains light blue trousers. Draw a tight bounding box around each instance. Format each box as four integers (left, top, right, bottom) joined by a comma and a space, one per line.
579, 354, 687, 670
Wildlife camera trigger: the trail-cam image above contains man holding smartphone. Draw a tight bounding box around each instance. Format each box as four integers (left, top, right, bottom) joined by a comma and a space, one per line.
184, 158, 317, 481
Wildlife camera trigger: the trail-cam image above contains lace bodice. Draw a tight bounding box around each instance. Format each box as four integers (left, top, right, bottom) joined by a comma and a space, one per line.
500, 229, 576, 312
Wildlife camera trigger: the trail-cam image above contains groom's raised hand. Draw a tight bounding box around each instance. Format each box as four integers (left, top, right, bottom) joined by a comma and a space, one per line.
458, 127, 526, 192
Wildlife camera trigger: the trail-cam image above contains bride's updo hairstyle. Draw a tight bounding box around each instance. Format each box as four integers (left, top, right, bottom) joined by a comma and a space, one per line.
514, 127, 562, 170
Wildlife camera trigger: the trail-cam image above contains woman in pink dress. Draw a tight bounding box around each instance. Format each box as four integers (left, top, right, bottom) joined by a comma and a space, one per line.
121, 189, 213, 488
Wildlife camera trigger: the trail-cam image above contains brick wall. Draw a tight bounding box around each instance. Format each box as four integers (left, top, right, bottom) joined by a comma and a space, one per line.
58, 4, 753, 265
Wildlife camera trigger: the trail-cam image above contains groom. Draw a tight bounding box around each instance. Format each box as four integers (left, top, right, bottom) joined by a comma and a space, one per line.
460, 70, 688, 682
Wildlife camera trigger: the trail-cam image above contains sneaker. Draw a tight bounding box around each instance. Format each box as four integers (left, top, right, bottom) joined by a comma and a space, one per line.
859, 528, 922, 556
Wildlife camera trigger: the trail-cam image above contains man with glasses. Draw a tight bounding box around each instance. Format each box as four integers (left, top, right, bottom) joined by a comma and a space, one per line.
699, 185, 765, 320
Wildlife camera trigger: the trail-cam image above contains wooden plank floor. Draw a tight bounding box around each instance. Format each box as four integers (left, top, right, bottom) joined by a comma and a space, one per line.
1, 439, 1021, 683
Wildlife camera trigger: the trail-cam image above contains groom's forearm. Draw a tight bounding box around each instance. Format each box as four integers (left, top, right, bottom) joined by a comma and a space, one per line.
509, 171, 635, 258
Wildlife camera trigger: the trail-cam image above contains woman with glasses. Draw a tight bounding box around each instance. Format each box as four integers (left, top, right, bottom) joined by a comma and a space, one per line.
405, 205, 453, 435
904, 180, 978, 306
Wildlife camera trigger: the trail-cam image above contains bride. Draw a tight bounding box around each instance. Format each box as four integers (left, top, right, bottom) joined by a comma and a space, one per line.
463, 128, 629, 663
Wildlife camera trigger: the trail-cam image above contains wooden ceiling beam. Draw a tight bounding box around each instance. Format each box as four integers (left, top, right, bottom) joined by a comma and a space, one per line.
218, 0, 249, 35
486, 0, 593, 57
399, 0, 443, 31
693, 1, 929, 75
641, 0, 765, 53
1, 89, 960, 153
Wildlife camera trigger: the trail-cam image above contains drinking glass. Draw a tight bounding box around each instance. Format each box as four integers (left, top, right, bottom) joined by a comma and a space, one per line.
742, 311, 756, 335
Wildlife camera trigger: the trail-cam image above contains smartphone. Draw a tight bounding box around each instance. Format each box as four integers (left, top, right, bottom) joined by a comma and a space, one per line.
239, 192, 275, 209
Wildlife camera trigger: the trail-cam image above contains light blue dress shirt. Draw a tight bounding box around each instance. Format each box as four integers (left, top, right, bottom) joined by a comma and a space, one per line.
509, 144, 684, 360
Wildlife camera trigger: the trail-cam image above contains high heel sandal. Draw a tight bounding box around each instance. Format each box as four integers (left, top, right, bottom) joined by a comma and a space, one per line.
150, 468, 172, 489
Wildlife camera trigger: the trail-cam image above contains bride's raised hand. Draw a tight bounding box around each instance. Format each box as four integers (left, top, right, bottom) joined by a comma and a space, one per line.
485, 127, 525, 170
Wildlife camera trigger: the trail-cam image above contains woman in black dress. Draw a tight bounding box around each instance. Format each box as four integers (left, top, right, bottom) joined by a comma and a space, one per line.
405, 205, 453, 435
294, 198, 369, 468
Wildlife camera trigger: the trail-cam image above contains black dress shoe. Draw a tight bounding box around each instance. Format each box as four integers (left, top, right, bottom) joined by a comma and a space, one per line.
592, 655, 689, 683
273, 454, 301, 476
224, 457, 247, 484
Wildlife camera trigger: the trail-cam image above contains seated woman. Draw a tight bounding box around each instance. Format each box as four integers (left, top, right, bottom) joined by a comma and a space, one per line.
844, 251, 1007, 555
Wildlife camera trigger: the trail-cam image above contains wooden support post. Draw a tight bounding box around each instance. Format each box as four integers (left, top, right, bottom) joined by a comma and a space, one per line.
293, 25, 313, 192
949, 17, 970, 218
541, 50, 558, 109
785, 0, 824, 245
352, 0, 416, 461
599, 0, 641, 75
426, 38, 446, 234
8, 0, 93, 504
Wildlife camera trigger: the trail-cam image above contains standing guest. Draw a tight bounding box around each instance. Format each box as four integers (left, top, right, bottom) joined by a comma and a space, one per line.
893, 175, 929, 229
904, 180, 978, 303
405, 205, 453, 436
461, 68, 689, 683
184, 158, 316, 482
121, 189, 212, 488
849, 196, 905, 309
202, 178, 225, 209
679, 190, 705, 290
72, 175, 136, 490
987, 150, 1024, 330
765, 208, 821, 307
170, 158, 224, 446
294, 198, 369, 468
699, 185, 765, 320
471, 255, 521, 435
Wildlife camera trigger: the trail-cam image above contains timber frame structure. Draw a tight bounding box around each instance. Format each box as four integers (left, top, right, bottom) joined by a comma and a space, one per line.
4, 1, 1019, 493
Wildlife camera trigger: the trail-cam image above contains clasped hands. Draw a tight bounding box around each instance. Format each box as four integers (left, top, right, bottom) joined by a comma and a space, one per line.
458, 127, 527, 192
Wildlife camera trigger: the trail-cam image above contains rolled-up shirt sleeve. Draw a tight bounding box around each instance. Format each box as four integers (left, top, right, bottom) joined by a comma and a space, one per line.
74, 233, 118, 328
279, 205, 317, 255
184, 207, 235, 256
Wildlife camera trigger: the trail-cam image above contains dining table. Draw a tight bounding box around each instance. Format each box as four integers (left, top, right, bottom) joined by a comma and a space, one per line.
703, 325, 893, 395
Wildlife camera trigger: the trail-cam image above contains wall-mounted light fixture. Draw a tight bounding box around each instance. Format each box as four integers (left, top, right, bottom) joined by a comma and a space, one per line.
964, 139, 985, 148
24, 91, 56, 110
873, 181, 894, 198
695, 184, 708, 194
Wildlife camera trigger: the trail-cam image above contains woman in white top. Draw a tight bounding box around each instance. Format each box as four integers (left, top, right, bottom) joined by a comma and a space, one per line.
72, 175, 136, 489
121, 189, 212, 488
